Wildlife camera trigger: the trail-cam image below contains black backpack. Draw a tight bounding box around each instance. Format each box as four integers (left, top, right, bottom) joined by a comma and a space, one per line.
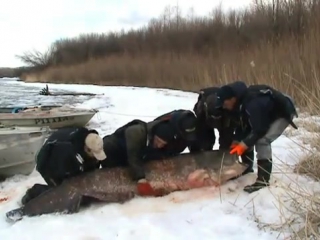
113, 119, 148, 139
193, 87, 219, 115
154, 110, 196, 139
242, 84, 298, 129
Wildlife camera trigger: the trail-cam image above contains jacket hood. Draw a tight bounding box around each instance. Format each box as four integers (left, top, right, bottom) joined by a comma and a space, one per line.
229, 81, 248, 99
216, 81, 248, 107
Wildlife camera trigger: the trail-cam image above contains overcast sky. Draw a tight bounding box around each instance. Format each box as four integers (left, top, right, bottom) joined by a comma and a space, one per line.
0, 0, 252, 67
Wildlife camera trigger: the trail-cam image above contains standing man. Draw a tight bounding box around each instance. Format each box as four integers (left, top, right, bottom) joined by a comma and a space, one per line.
215, 81, 298, 193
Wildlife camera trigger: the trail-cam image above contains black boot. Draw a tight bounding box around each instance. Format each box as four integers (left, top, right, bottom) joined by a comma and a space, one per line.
21, 184, 51, 205
244, 158, 272, 193
241, 150, 254, 175
229, 150, 254, 181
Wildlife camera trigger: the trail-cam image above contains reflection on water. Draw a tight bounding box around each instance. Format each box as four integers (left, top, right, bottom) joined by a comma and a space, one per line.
0, 79, 93, 107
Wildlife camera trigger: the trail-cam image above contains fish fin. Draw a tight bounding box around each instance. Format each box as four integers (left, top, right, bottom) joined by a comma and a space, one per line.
6, 207, 25, 223
66, 193, 82, 214
22, 183, 83, 217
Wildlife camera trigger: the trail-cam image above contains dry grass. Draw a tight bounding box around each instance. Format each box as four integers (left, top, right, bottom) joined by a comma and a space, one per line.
280, 183, 320, 240
294, 117, 320, 180
21, 32, 320, 109
273, 114, 320, 239
294, 152, 320, 181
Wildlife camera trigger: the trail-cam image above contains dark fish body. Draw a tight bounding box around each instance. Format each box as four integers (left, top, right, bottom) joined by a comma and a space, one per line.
6, 150, 248, 222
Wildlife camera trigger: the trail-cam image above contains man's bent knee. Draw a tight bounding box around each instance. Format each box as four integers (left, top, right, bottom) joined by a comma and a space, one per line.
254, 118, 289, 160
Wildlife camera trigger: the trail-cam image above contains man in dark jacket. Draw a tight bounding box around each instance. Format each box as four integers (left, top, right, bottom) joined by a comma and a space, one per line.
20, 127, 107, 205
215, 81, 298, 193
193, 87, 237, 151
150, 109, 199, 158
101, 114, 198, 196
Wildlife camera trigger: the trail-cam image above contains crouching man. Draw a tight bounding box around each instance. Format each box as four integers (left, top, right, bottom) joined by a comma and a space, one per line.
101, 114, 198, 196
193, 87, 237, 151
216, 81, 298, 193
21, 127, 107, 205
149, 109, 199, 158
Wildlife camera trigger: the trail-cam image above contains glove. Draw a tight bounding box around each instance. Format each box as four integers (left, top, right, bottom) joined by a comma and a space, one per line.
230, 142, 248, 156
137, 179, 163, 197
243, 180, 269, 193
137, 179, 154, 196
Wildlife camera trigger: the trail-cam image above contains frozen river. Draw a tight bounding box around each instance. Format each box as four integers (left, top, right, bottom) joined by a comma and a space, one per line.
0, 78, 94, 107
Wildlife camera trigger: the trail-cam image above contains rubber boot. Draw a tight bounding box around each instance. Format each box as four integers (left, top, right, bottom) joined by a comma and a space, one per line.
241, 150, 254, 175
243, 158, 272, 193
21, 184, 51, 205
256, 158, 272, 184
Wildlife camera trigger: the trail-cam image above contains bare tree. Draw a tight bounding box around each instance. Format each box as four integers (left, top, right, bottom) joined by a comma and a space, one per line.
15, 45, 56, 68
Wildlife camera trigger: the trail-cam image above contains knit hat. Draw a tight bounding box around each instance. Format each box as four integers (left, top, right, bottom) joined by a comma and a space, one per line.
154, 123, 176, 142
205, 94, 223, 118
216, 86, 236, 107
85, 133, 107, 160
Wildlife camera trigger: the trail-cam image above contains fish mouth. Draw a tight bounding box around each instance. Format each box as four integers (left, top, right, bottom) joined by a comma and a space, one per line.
187, 169, 220, 188
145, 169, 222, 195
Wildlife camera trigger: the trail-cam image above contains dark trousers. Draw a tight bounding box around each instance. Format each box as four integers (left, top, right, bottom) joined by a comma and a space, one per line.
21, 179, 95, 207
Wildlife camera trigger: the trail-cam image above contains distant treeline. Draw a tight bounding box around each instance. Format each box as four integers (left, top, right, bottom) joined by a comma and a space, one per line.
16, 0, 319, 70
0, 67, 34, 78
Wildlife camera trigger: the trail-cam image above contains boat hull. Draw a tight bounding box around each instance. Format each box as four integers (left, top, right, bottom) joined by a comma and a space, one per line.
0, 126, 51, 179
0, 106, 97, 129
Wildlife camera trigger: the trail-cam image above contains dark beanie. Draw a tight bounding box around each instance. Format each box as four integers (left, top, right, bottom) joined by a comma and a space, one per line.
216, 86, 236, 107
205, 94, 223, 117
153, 123, 175, 142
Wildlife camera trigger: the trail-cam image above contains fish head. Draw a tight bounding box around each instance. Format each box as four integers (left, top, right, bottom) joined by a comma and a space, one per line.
191, 150, 250, 185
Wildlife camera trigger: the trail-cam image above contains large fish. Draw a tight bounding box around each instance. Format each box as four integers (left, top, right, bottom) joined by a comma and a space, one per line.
5, 150, 249, 222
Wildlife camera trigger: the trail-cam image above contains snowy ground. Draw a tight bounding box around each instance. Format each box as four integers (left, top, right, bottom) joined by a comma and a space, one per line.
0, 78, 319, 240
